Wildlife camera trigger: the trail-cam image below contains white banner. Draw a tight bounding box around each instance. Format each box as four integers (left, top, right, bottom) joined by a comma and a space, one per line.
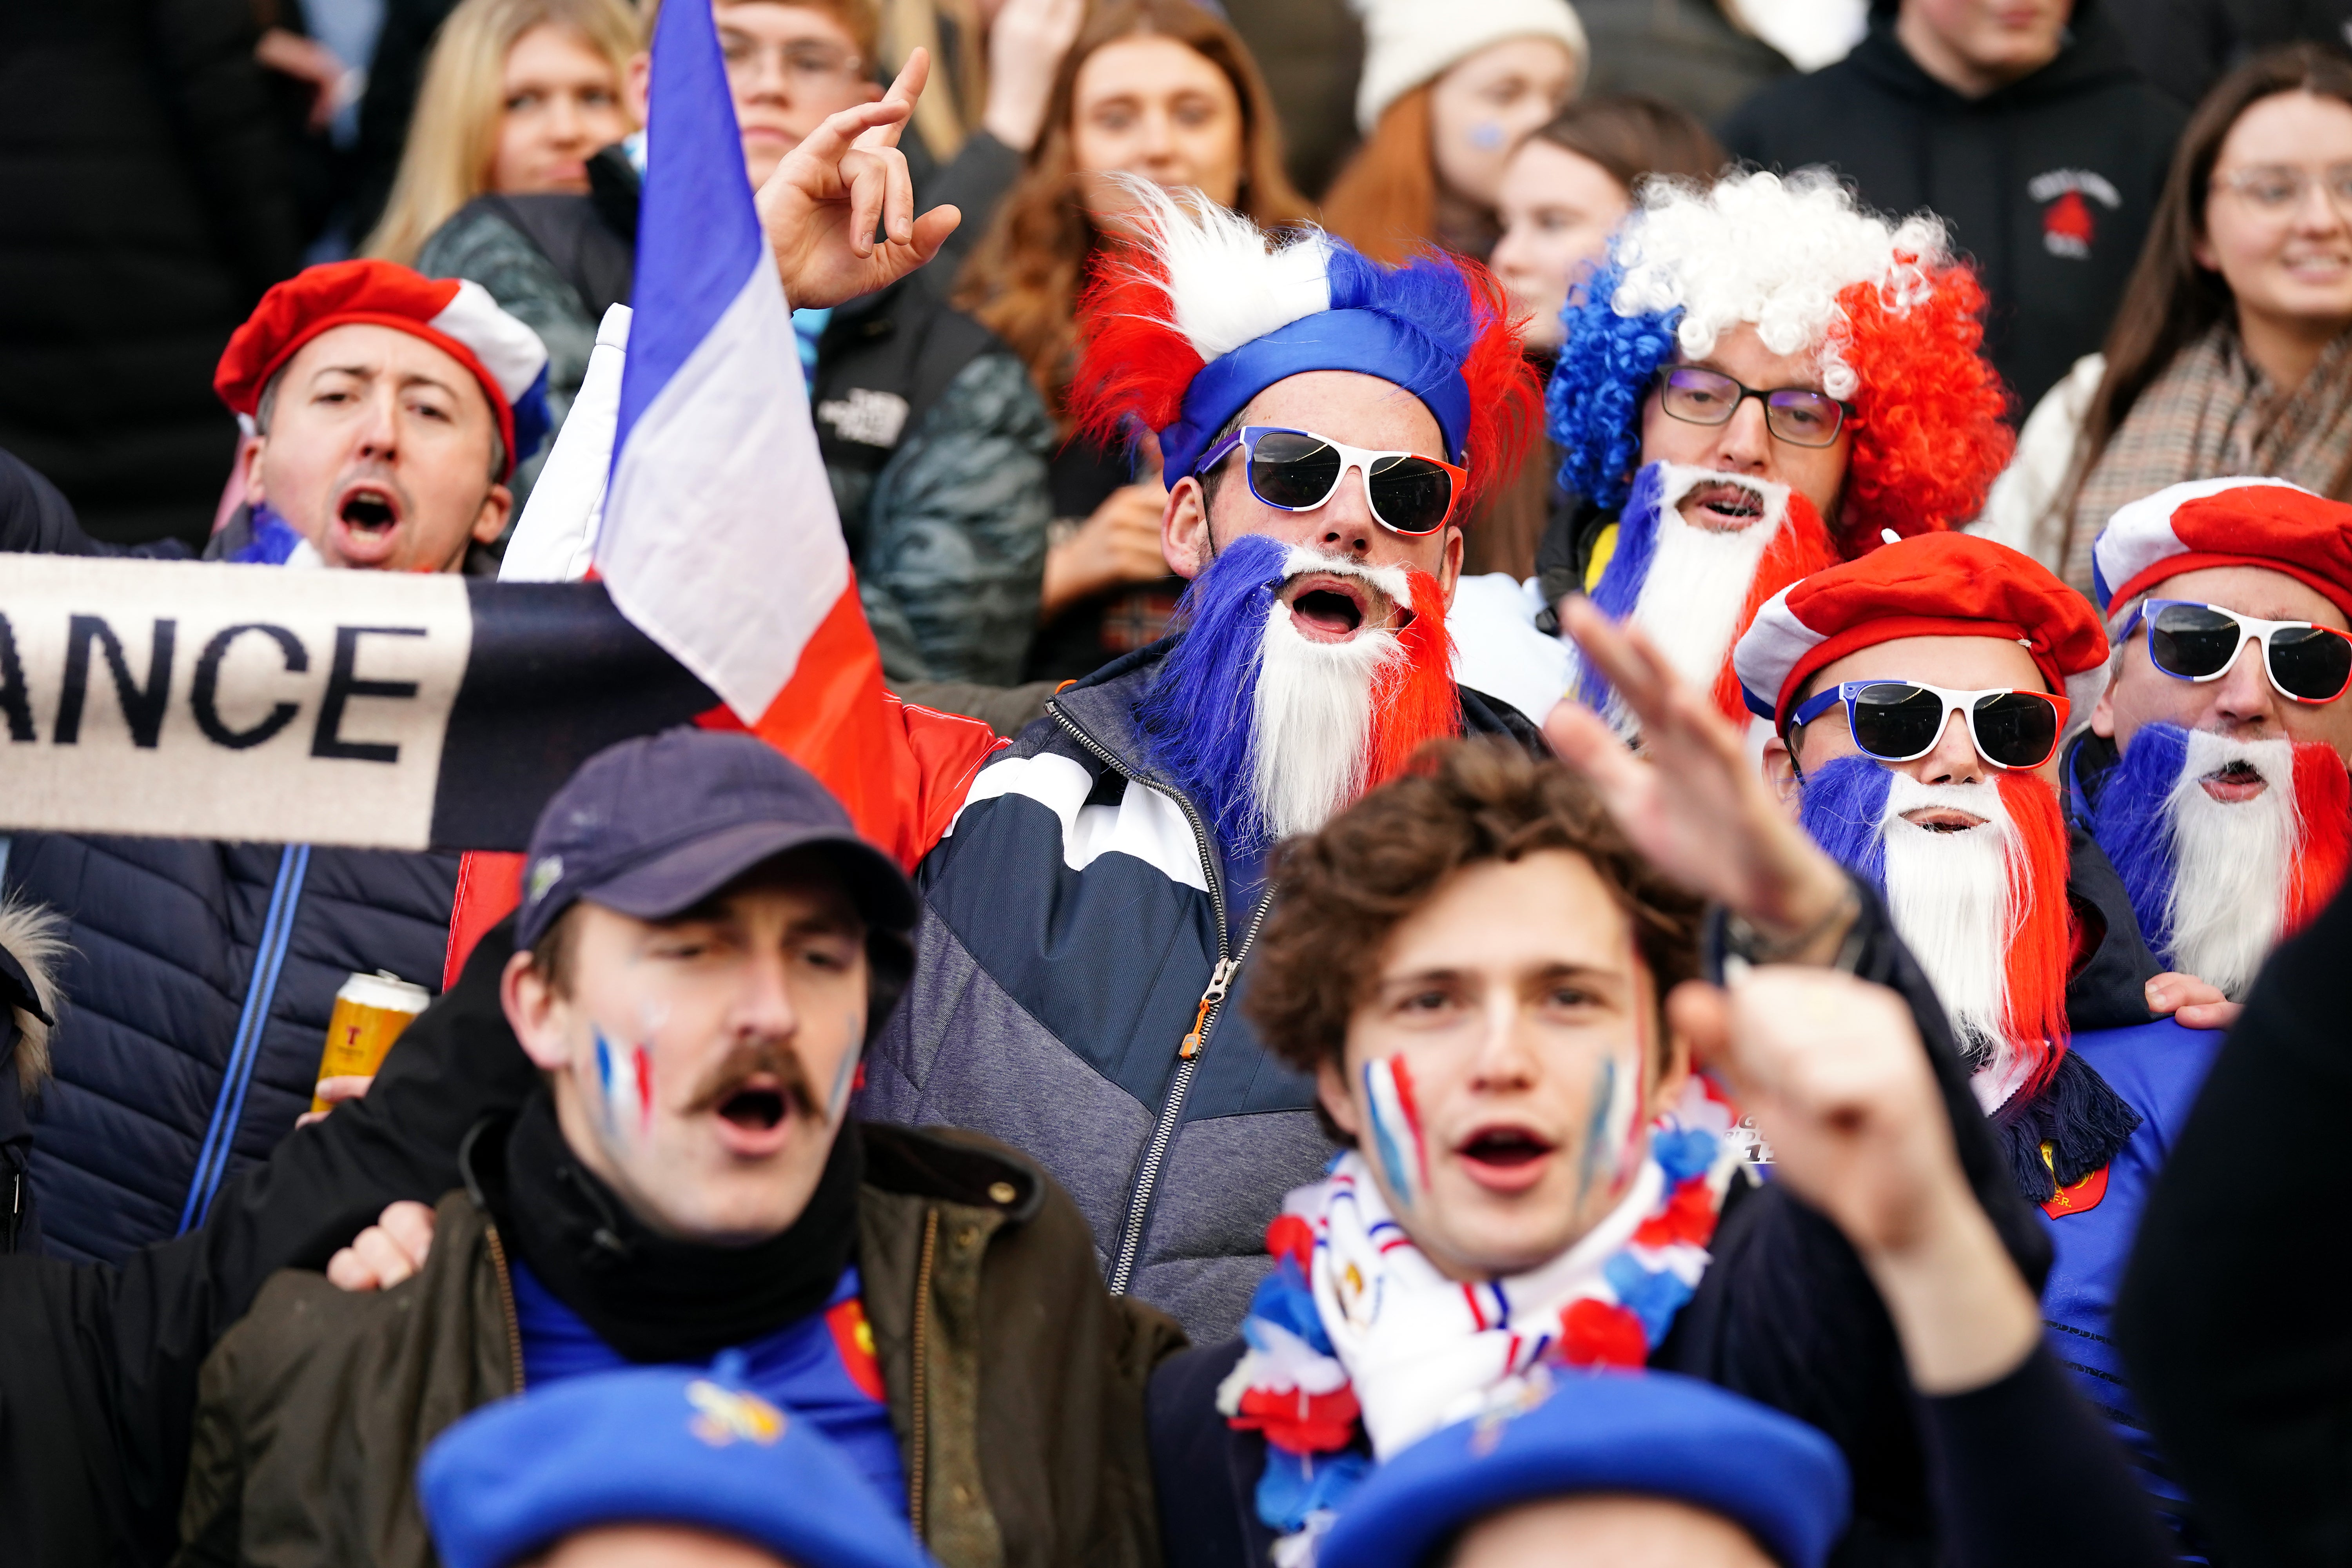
0, 557, 471, 849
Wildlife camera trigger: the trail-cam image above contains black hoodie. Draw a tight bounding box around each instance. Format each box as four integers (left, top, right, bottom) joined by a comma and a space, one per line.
1719, 0, 2187, 414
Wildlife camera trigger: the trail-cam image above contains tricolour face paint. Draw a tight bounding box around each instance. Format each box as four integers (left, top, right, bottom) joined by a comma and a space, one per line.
1361, 1053, 1430, 1210
592, 1026, 651, 1144
826, 1034, 860, 1127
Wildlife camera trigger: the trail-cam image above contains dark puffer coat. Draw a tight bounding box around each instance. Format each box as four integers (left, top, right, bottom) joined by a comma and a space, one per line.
0, 0, 301, 546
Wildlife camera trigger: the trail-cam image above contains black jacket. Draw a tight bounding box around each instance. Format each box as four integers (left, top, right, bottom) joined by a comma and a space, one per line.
0, 0, 301, 546
1149, 883, 2063, 1567
1718, 0, 2186, 413
2114, 866, 2352, 1566
0, 916, 536, 1567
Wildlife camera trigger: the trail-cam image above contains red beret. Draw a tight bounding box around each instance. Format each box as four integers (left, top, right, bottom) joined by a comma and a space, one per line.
1734, 532, 2109, 728
214, 260, 550, 479
2092, 477, 2352, 626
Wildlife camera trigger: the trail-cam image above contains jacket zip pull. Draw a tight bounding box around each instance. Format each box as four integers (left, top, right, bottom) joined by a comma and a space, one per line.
1178, 958, 1240, 1059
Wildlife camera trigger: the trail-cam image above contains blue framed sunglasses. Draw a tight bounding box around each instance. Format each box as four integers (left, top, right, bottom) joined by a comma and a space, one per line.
2120, 598, 2352, 704
1791, 681, 2069, 771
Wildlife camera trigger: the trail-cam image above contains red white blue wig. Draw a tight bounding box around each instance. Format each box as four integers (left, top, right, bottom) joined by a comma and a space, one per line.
1548, 171, 2012, 558
1071, 181, 1538, 496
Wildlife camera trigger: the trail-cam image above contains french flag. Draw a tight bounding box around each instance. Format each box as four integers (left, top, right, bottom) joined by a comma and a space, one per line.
445, 0, 1002, 977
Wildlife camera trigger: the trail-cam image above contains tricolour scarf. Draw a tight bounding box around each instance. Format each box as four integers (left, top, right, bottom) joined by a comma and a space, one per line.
2060, 323, 2352, 594
1217, 1076, 1741, 1562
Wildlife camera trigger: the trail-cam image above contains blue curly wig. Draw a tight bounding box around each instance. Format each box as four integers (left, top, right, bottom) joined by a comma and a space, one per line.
1547, 258, 1680, 512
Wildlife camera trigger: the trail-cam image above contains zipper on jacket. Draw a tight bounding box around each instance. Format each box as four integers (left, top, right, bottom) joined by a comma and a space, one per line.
908, 1205, 939, 1544
1046, 699, 1266, 1298
483, 1220, 526, 1394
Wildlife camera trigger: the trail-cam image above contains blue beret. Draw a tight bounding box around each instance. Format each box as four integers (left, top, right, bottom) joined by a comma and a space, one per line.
1317, 1370, 1850, 1568
419, 1363, 938, 1568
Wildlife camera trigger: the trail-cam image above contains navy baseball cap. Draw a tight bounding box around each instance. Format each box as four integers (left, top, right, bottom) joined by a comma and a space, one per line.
1318, 1369, 1850, 1568
517, 729, 917, 951
419, 1361, 938, 1568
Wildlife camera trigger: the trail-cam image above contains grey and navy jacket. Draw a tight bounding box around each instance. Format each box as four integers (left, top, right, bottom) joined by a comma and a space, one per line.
860, 640, 1545, 1341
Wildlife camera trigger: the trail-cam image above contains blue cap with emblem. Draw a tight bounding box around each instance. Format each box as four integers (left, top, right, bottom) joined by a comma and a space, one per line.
419, 1360, 938, 1568
515, 728, 917, 951
1317, 1368, 1850, 1568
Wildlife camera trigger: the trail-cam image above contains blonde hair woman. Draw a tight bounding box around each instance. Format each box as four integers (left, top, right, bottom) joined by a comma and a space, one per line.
364, 0, 639, 266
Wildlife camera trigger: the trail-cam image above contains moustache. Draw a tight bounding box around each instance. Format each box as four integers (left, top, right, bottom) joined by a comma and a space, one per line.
682, 1036, 822, 1123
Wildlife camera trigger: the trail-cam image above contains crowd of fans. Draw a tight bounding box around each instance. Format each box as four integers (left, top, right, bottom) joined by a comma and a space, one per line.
4, 0, 2352, 1564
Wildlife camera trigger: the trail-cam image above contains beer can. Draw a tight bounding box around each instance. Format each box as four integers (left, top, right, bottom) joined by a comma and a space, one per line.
312, 970, 432, 1113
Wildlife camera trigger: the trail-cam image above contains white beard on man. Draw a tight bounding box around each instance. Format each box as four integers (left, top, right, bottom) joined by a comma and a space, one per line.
1136, 531, 1462, 853
2089, 722, 2352, 999
1796, 755, 2073, 1113
1575, 461, 1840, 733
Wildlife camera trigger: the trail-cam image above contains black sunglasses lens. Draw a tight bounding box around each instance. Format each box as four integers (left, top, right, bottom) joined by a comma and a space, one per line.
1365, 453, 1454, 534
1248, 432, 1343, 510
2148, 604, 2243, 679
2267, 624, 2352, 701
1764, 390, 1843, 447
1970, 692, 2059, 769
1847, 683, 1944, 760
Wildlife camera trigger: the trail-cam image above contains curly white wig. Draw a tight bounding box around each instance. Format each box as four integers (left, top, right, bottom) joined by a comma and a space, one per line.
1608, 169, 1952, 401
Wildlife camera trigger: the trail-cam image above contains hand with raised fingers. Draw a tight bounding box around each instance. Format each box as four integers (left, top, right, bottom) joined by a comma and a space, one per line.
1547, 596, 1853, 954
2145, 971, 2243, 1031
1673, 968, 2039, 1394
982, 0, 1087, 153
756, 48, 963, 309
325, 1200, 438, 1292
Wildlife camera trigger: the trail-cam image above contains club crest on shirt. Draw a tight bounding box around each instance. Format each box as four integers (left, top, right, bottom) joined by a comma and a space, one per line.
2028, 169, 2121, 260
686, 1381, 787, 1446
2038, 1140, 2112, 1219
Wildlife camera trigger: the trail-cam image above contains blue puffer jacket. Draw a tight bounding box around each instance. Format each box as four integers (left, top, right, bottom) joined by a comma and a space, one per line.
4, 833, 457, 1263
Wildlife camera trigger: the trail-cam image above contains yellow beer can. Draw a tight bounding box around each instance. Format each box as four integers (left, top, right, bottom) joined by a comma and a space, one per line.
312, 970, 432, 1113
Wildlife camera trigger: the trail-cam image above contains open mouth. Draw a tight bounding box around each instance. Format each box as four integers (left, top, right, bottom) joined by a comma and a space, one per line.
328, 481, 407, 564
1453, 1124, 1558, 1192
2200, 759, 2270, 803
1280, 572, 1391, 644
717, 1083, 788, 1131
1681, 481, 1768, 533
1900, 807, 1989, 833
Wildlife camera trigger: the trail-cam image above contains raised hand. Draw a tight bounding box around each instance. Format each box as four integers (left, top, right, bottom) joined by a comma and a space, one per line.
755, 49, 963, 309
982, 0, 1087, 153
1547, 597, 1852, 948
1672, 968, 2039, 1394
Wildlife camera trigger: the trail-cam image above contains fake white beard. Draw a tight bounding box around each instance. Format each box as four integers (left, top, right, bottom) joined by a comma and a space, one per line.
2162, 731, 2300, 1000
1626, 465, 1791, 700
1878, 774, 2016, 1081
1250, 549, 1410, 840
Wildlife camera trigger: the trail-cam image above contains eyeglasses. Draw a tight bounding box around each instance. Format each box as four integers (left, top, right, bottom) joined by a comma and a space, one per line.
1652, 366, 1852, 448
1192, 425, 1468, 537
2121, 598, 2352, 704
717, 33, 866, 91
2211, 163, 2352, 215
1791, 681, 2069, 771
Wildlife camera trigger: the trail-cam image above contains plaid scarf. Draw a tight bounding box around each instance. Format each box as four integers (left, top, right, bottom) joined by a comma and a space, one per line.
2062, 323, 2352, 593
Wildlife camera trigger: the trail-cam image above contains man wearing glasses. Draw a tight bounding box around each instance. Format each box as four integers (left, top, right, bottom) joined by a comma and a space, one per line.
1537, 170, 2013, 737
1731, 531, 2232, 1555
2074, 477, 2352, 1003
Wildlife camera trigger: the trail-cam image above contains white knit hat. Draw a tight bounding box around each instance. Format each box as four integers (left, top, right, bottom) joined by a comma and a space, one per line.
1349, 0, 1589, 134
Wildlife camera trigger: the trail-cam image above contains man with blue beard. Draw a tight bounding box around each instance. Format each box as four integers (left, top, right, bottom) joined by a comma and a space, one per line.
2072, 477, 2352, 1007
1727, 532, 2232, 1555
849, 183, 1550, 1340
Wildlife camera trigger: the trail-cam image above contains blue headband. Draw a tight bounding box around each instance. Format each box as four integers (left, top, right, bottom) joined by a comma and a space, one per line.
1160, 310, 1474, 480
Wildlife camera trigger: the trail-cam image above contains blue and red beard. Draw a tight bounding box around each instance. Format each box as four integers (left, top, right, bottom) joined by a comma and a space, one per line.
1136, 532, 1463, 854
1798, 754, 2073, 1106
2088, 722, 2352, 998
1577, 461, 1840, 730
